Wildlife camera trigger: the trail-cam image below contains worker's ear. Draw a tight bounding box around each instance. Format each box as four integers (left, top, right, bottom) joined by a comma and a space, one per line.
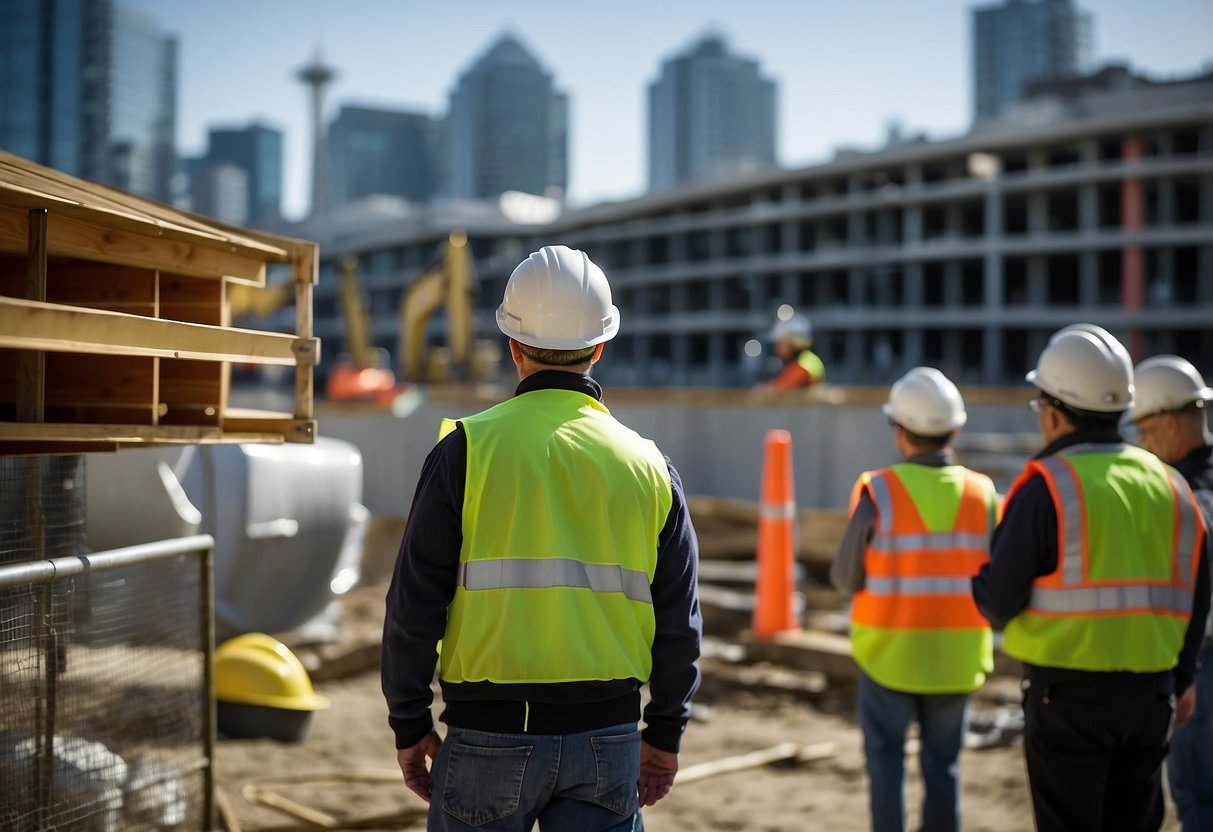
590, 343, 605, 365
508, 339, 525, 367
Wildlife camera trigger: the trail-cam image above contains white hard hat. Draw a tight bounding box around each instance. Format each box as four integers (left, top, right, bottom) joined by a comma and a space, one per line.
882, 366, 967, 436
1129, 354, 1213, 422
769, 313, 812, 342
496, 245, 620, 350
1027, 324, 1133, 413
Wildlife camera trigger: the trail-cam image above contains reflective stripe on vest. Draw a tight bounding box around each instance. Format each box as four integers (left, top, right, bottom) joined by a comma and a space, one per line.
848, 464, 996, 694
457, 558, 653, 605
864, 576, 974, 596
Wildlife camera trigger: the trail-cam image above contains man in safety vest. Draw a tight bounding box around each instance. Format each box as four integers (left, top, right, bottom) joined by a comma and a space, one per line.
382, 245, 702, 831
831, 366, 997, 832
973, 324, 1210, 832
754, 311, 825, 391
1130, 354, 1213, 831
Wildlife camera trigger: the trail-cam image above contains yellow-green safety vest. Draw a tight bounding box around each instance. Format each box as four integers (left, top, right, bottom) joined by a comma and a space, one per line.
1002, 443, 1205, 673
440, 388, 673, 686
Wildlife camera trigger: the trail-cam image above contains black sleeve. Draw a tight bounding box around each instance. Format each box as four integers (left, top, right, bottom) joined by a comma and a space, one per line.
381, 426, 466, 749
830, 492, 875, 596
641, 460, 703, 754
1175, 536, 1210, 694
971, 475, 1057, 628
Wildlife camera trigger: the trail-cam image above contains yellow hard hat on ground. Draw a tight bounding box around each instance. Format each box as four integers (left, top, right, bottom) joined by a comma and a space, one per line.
214, 632, 328, 742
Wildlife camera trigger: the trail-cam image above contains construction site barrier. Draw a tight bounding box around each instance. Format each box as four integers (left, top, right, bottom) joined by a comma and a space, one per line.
753, 430, 799, 639
0, 534, 216, 831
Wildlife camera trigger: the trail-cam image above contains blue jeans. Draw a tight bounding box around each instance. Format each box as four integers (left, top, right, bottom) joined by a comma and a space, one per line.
1169, 653, 1213, 830
427, 722, 643, 831
858, 672, 969, 832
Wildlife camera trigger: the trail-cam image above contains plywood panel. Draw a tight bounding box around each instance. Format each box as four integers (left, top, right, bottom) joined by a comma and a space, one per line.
44, 353, 157, 425
160, 357, 222, 426
46, 259, 157, 316
160, 272, 223, 325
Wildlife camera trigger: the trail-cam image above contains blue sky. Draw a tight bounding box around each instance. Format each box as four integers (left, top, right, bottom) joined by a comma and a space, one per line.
123, 0, 1213, 220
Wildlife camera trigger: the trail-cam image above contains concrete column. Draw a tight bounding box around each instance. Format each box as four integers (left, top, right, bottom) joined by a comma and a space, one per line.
1154, 247, 1175, 306
846, 329, 864, 381
982, 179, 1004, 382
634, 335, 651, 384
670, 227, 688, 263
709, 228, 725, 261
1028, 256, 1047, 305
1199, 246, 1213, 304
1079, 252, 1100, 307
782, 219, 799, 256
945, 204, 963, 240
708, 332, 724, 386
1028, 192, 1049, 235
671, 334, 689, 386
1201, 175, 1213, 224
905, 262, 925, 307
944, 261, 963, 307
1079, 184, 1098, 231
904, 205, 923, 244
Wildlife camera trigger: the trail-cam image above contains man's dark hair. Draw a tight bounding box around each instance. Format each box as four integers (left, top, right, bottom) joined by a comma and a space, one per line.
1041, 392, 1122, 431
516, 342, 597, 367
901, 427, 953, 453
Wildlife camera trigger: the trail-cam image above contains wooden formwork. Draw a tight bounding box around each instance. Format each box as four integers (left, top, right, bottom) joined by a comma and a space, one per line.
0, 150, 317, 454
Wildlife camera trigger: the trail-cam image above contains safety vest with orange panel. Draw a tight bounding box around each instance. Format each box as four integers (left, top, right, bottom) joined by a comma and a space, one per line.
849, 463, 998, 694
1002, 443, 1206, 672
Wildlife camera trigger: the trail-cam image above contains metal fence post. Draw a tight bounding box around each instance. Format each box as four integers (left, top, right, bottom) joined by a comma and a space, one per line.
201, 541, 216, 831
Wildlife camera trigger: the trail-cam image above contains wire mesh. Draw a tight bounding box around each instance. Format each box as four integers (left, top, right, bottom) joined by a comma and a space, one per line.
0, 456, 210, 832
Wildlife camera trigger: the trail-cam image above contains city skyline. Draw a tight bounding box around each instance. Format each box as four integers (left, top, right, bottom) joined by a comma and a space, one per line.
111, 0, 1213, 218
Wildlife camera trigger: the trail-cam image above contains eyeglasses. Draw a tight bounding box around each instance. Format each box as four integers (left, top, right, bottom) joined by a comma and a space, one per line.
1028, 394, 1062, 414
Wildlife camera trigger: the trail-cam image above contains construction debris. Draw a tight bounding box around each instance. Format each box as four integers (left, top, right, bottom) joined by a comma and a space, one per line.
679, 741, 837, 784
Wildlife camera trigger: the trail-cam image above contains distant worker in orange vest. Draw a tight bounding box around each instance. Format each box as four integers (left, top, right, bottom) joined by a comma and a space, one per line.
973, 324, 1209, 832
754, 311, 824, 391
1129, 354, 1213, 832
831, 366, 997, 832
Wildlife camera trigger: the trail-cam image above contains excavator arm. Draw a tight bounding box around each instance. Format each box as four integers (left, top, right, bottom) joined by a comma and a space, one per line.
399, 230, 474, 382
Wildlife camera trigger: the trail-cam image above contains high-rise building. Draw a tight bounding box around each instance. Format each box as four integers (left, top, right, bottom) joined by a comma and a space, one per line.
0, 0, 177, 202
190, 160, 249, 227
207, 123, 283, 225
648, 33, 777, 192
329, 106, 437, 207
447, 34, 568, 201
973, 0, 1093, 121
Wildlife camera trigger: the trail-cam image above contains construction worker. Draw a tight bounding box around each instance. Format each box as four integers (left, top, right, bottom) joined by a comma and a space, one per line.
1130, 354, 1213, 831
972, 324, 1210, 832
754, 311, 825, 391
381, 245, 702, 831
831, 366, 997, 832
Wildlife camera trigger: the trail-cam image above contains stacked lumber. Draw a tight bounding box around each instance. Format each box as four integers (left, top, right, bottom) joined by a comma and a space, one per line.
688, 496, 849, 581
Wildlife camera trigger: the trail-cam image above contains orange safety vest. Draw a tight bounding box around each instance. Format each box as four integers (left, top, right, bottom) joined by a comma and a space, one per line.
1001, 442, 1206, 672
849, 464, 996, 693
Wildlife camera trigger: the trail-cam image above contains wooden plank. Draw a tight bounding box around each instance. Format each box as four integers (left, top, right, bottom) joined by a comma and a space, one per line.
0, 296, 308, 365
16, 208, 47, 423
743, 630, 860, 685
0, 204, 268, 284
0, 422, 291, 449
222, 414, 316, 444
679, 742, 837, 785
293, 250, 315, 420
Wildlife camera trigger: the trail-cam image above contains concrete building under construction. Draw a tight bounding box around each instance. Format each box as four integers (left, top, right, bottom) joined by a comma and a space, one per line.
305, 69, 1213, 390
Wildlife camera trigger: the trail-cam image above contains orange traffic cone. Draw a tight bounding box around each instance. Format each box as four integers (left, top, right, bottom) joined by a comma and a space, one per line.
753, 429, 798, 639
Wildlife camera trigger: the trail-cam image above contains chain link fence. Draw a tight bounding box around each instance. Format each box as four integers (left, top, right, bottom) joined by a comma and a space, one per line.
1, 456, 214, 832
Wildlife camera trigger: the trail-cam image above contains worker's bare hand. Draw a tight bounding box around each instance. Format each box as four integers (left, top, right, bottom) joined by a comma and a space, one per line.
1176, 685, 1197, 727
397, 731, 442, 803
637, 740, 678, 807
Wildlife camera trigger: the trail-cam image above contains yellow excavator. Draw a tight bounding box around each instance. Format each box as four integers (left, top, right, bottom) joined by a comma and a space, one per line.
325, 230, 498, 403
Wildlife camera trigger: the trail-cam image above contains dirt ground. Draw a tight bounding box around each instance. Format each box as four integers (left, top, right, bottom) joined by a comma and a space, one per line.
214, 584, 1183, 831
